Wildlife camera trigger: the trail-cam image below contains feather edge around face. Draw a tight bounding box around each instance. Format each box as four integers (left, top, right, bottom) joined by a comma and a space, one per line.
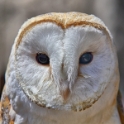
6, 12, 119, 112
15, 12, 112, 49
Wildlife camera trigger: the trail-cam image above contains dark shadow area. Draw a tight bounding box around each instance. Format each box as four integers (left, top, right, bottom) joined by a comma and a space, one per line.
0, 72, 5, 98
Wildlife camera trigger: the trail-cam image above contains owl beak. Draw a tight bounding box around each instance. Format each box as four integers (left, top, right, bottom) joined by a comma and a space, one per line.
60, 87, 70, 101
58, 64, 71, 101
59, 80, 70, 101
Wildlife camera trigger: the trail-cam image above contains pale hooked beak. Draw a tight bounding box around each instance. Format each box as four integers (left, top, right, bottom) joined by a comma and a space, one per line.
59, 80, 70, 101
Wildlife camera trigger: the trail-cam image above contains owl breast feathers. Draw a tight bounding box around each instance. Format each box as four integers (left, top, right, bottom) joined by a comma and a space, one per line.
0, 12, 124, 124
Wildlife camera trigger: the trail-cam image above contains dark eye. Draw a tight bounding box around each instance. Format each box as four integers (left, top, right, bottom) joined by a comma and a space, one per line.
36, 53, 49, 65
79, 52, 93, 64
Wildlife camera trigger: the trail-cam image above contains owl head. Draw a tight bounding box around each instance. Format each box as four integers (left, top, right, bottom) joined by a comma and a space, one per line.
8, 12, 119, 112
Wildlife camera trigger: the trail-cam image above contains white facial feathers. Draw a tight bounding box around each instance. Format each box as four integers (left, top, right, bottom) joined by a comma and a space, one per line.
13, 19, 117, 111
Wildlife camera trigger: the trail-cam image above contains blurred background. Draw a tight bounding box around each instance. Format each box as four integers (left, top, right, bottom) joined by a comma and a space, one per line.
0, 0, 124, 99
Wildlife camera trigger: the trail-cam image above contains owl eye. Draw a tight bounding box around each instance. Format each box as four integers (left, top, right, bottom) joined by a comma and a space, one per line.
79, 52, 93, 64
36, 53, 49, 65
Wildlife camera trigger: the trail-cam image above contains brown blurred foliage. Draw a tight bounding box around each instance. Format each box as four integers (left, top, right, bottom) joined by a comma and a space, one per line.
0, 0, 124, 98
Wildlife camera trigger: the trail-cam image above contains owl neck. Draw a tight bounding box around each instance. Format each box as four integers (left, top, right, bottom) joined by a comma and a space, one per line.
10, 71, 121, 124
24, 76, 121, 124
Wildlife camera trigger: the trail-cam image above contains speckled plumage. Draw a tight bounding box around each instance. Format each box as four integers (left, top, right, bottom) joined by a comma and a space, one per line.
0, 12, 124, 124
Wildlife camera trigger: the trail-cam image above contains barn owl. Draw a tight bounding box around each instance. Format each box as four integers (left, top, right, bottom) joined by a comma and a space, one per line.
0, 12, 124, 124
